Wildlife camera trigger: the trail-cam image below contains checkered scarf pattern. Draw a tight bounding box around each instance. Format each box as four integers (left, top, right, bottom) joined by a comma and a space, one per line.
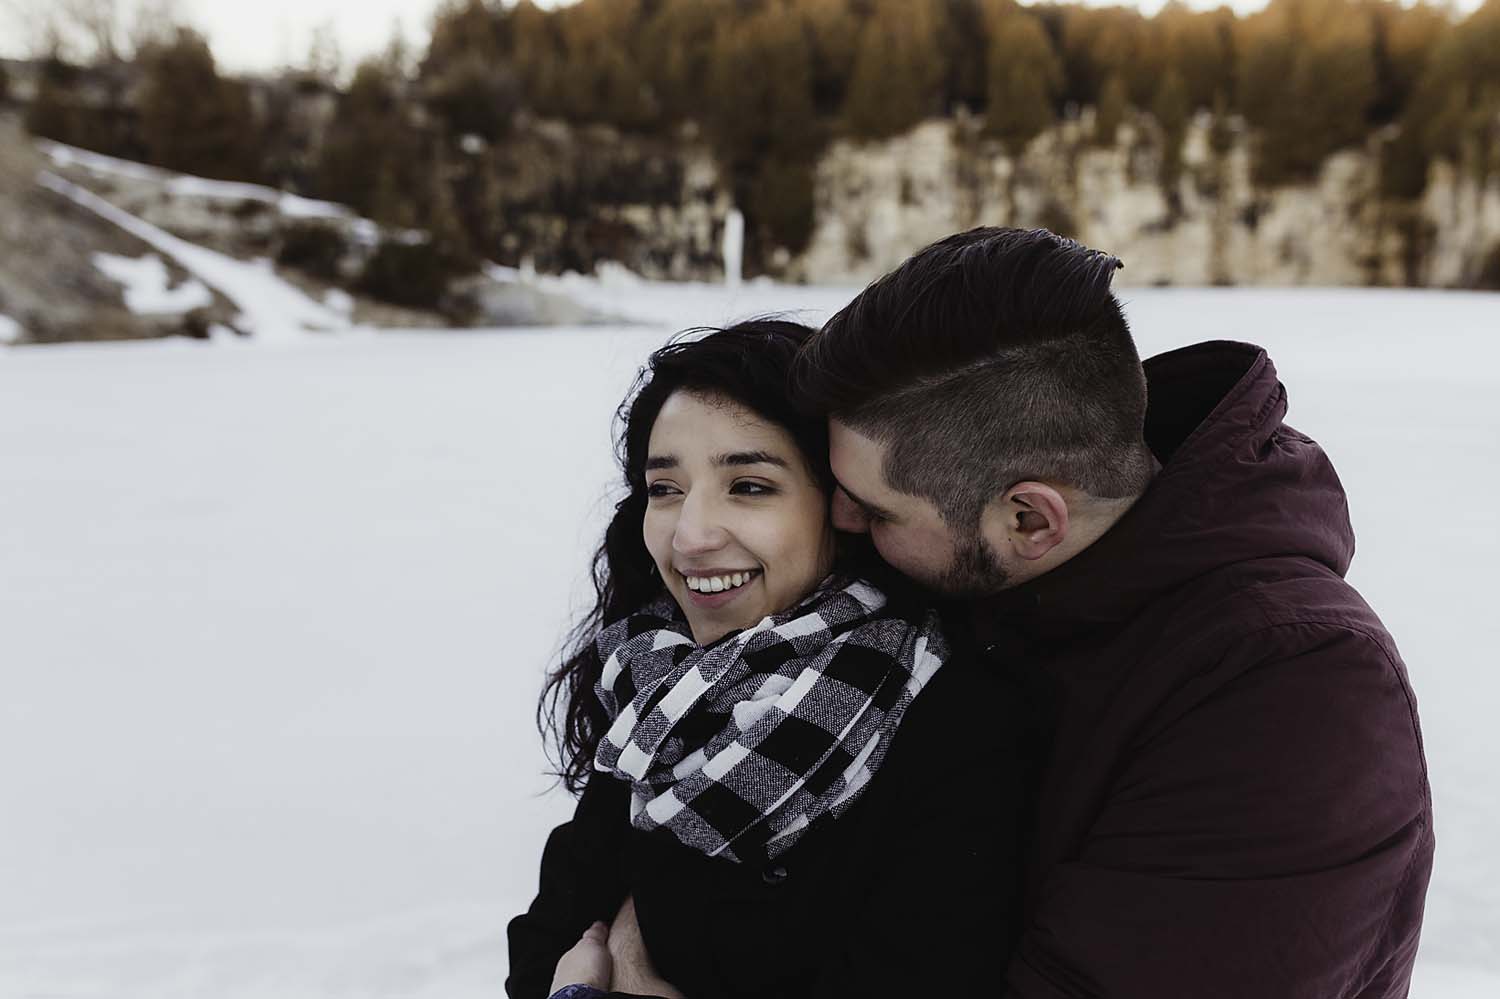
592, 576, 947, 864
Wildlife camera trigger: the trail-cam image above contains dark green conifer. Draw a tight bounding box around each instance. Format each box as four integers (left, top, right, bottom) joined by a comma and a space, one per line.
843, 0, 946, 139
985, 9, 1063, 154
1094, 72, 1129, 147
1153, 69, 1191, 194
137, 29, 258, 181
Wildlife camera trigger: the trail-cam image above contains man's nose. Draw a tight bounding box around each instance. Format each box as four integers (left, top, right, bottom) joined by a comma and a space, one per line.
831, 487, 871, 534
673, 492, 728, 553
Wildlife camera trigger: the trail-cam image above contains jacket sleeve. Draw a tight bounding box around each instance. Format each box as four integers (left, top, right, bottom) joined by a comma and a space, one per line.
506, 773, 633, 999
1005, 623, 1434, 999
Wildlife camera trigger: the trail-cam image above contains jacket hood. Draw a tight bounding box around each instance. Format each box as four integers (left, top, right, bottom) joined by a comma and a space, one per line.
969, 340, 1355, 643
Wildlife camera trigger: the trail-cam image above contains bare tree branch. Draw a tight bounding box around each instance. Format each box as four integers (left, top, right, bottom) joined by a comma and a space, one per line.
57, 0, 121, 63
127, 0, 184, 56
0, 0, 70, 59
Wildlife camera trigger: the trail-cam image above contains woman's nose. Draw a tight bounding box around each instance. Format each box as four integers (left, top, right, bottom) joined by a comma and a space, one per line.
831, 487, 871, 534
672, 492, 728, 553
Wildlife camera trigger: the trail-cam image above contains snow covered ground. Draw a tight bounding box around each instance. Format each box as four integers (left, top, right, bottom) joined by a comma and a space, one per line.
2, 274, 1498, 998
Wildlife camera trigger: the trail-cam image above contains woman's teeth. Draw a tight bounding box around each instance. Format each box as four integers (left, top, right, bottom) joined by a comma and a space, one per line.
684, 571, 758, 593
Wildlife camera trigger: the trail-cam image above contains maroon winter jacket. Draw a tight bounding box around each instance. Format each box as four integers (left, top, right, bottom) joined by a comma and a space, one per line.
970, 341, 1433, 999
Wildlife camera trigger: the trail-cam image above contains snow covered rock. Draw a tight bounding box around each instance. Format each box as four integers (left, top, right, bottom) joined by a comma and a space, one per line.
92, 253, 213, 316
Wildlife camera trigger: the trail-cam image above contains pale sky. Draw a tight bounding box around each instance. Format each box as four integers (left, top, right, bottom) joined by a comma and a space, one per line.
0, 0, 1486, 76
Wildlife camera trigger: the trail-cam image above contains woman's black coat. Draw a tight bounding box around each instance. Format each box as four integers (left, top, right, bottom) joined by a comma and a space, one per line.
506, 650, 1027, 999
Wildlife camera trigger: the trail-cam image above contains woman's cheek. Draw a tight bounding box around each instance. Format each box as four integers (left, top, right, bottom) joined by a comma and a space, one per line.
781, 498, 831, 582
642, 508, 674, 561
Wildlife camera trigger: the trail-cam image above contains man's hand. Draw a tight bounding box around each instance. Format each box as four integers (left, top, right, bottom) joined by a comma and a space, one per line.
550, 920, 612, 995
608, 896, 686, 998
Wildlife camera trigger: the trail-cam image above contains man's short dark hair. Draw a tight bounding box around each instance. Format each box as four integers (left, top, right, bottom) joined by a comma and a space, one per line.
792, 226, 1155, 531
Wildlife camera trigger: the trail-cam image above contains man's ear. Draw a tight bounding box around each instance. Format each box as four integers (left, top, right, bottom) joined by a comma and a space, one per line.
985, 481, 1070, 562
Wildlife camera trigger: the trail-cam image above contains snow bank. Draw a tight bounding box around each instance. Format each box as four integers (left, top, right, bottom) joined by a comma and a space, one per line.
93, 252, 214, 315
322, 288, 356, 316
0, 313, 21, 345
39, 171, 355, 341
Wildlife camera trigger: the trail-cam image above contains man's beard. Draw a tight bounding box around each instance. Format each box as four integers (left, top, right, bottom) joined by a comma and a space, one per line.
935, 531, 1011, 596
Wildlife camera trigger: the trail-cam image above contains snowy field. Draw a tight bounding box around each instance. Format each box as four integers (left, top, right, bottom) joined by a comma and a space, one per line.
2, 277, 1499, 998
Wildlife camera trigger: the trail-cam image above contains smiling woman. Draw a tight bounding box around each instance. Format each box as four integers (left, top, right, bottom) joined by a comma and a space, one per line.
643, 391, 835, 646
508, 321, 1027, 999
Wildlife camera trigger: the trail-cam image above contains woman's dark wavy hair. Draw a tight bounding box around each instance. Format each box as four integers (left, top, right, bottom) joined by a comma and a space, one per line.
538, 318, 839, 794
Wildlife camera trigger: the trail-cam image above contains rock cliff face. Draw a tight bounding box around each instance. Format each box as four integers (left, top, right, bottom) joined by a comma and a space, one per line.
0, 116, 236, 343
792, 111, 1500, 289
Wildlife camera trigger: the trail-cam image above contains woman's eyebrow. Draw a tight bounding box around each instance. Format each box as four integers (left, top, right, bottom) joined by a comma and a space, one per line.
714, 450, 788, 468
644, 455, 677, 470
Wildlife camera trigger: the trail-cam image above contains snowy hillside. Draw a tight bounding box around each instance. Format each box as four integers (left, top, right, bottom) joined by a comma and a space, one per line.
36, 170, 356, 341
2, 279, 1498, 998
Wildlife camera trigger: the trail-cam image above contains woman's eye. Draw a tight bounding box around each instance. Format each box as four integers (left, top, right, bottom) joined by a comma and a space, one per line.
646, 482, 680, 498
730, 480, 776, 496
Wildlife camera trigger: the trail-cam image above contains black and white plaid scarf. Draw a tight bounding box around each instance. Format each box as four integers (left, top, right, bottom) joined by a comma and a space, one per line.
592, 576, 947, 864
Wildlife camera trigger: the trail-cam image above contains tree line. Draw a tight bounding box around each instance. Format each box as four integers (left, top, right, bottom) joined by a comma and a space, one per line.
15, 0, 1500, 275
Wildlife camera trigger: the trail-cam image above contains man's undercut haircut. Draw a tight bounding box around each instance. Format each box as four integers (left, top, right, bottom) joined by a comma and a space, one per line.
792, 226, 1155, 532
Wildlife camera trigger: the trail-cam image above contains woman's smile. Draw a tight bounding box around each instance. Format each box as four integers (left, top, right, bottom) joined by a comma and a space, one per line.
680, 568, 760, 593
678, 568, 762, 608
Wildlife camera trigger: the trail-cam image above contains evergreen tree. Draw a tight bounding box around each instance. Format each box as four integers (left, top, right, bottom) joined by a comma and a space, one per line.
1059, 4, 1152, 108
423, 0, 505, 70
1152, 69, 1191, 196
843, 0, 947, 139
985, 7, 1063, 154
549, 0, 655, 130
1209, 89, 1235, 157
794, 0, 861, 117
316, 59, 425, 222
705, 3, 820, 251
1237, 0, 1378, 184
420, 1, 515, 140
1462, 85, 1500, 183
510, 0, 563, 114
1420, 85, 1471, 164
1412, 0, 1500, 165
1094, 72, 1128, 147
941, 0, 990, 114
706, 5, 819, 168
303, 20, 343, 85
380, 18, 417, 79
1377, 2, 1467, 196
639, 0, 732, 124
424, 56, 520, 141
423, 148, 476, 269
1367, 0, 1448, 124
1151, 2, 1234, 112
24, 58, 79, 145
137, 28, 258, 181
751, 156, 818, 253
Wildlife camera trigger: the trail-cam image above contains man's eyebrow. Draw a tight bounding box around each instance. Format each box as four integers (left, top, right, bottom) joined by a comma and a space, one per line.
645, 455, 677, 471
714, 450, 788, 469
837, 479, 896, 520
